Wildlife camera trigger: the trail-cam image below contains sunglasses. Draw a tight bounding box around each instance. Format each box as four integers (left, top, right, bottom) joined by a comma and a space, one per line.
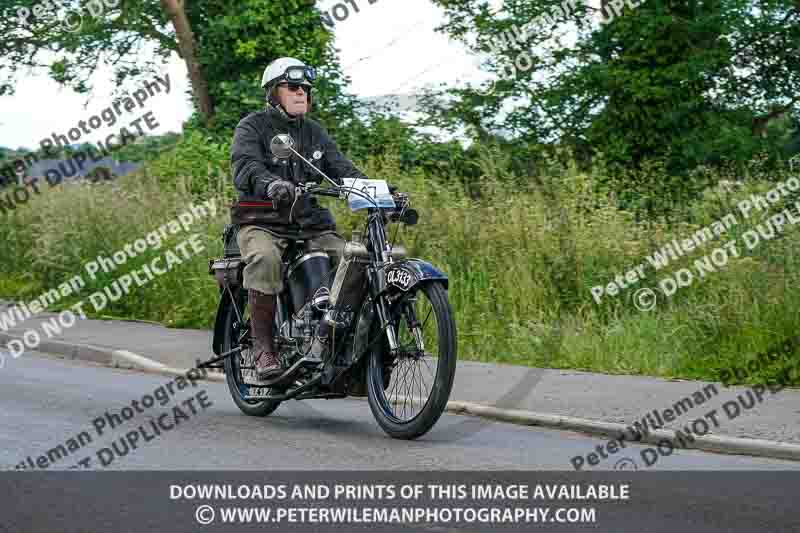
279, 82, 311, 93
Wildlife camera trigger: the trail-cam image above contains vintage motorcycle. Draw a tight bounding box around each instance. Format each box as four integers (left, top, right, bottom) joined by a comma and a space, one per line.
199, 135, 457, 439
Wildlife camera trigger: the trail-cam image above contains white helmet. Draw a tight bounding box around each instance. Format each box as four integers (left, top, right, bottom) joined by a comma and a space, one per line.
261, 57, 316, 89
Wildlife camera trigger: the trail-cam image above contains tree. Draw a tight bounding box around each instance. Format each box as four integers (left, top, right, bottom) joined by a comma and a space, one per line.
160, 0, 213, 119
425, 0, 800, 180
0, 0, 354, 132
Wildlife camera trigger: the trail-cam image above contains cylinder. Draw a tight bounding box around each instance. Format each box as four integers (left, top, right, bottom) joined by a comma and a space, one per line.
287, 252, 331, 315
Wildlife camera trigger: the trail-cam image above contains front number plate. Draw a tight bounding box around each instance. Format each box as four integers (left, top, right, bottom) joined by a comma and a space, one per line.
387, 268, 414, 291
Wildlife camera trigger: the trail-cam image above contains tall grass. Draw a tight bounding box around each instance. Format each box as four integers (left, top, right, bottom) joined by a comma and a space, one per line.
1, 150, 798, 385
0, 172, 225, 328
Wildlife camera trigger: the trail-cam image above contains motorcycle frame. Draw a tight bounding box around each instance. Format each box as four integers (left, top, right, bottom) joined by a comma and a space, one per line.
202, 134, 448, 398
202, 207, 446, 398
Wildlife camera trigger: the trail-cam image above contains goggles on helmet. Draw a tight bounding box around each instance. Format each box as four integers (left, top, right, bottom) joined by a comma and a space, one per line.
281, 65, 316, 85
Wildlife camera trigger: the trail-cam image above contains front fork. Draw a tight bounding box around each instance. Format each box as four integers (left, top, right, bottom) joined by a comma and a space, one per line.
404, 299, 425, 353
371, 275, 425, 356
375, 293, 400, 353
367, 212, 407, 354
369, 263, 400, 353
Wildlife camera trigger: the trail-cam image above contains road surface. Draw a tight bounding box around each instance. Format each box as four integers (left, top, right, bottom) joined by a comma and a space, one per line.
2, 351, 799, 533
2, 350, 798, 471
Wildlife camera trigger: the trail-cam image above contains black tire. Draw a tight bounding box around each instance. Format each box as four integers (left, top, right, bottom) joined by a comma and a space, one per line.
222, 290, 282, 417
366, 281, 457, 439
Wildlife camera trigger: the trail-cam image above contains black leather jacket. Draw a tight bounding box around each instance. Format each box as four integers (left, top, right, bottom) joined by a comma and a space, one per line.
230, 104, 367, 236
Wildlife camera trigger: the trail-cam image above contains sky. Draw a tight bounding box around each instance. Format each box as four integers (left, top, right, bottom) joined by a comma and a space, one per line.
0, 0, 501, 151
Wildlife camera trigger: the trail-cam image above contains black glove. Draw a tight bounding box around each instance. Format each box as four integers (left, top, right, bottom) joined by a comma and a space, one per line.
266, 180, 296, 207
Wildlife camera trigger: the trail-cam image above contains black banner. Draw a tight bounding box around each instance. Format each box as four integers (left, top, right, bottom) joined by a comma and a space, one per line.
1, 471, 798, 532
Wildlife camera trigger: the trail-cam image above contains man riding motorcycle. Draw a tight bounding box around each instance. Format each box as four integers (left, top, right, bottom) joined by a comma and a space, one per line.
230, 57, 369, 381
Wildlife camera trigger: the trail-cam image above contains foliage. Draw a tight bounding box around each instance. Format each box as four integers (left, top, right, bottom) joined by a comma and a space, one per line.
2, 148, 798, 385
113, 131, 182, 161
0, 0, 361, 136
143, 129, 231, 197
183, 0, 359, 136
425, 0, 800, 196
0, 0, 172, 97
2, 0, 800, 389
143, 118, 491, 199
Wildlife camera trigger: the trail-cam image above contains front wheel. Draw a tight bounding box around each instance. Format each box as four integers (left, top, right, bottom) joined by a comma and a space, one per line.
366, 281, 457, 439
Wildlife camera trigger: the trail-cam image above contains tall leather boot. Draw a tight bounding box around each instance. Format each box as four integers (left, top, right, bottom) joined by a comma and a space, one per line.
248, 289, 283, 381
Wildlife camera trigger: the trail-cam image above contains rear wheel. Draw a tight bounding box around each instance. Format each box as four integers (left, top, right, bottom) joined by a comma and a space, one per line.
366, 282, 457, 439
222, 290, 282, 417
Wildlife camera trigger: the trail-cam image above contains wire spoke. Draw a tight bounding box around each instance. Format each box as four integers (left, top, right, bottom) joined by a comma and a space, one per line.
389, 357, 409, 405
415, 360, 424, 408
395, 358, 413, 418
408, 361, 416, 416
419, 305, 433, 332
421, 354, 435, 377
381, 288, 443, 421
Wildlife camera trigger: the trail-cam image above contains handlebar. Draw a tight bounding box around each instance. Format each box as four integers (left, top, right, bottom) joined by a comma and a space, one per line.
295, 184, 419, 226
297, 182, 378, 207
297, 183, 416, 224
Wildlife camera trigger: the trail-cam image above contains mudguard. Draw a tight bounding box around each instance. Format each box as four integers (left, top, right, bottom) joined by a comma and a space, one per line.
351, 260, 448, 362
382, 259, 448, 294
